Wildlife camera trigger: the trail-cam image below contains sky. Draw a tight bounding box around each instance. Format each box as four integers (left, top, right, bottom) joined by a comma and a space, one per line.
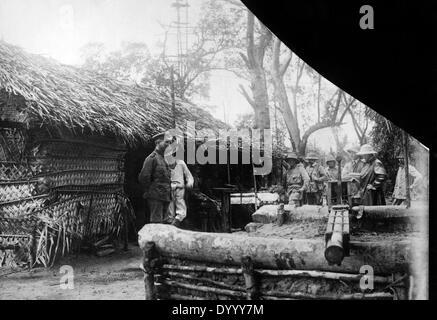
0, 0, 370, 153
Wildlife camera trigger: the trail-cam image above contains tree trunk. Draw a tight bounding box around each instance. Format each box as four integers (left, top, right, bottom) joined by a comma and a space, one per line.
272, 75, 301, 150
240, 12, 272, 130
138, 224, 411, 274
251, 68, 271, 130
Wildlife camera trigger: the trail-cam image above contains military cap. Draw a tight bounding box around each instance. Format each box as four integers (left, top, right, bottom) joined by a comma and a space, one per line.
285, 151, 299, 160
326, 155, 336, 163
305, 152, 319, 160
346, 146, 360, 153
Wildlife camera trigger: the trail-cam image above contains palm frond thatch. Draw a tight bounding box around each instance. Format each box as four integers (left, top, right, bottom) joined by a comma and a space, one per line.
0, 41, 226, 145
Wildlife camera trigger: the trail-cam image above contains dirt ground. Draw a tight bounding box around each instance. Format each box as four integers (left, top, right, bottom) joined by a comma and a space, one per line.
0, 244, 146, 300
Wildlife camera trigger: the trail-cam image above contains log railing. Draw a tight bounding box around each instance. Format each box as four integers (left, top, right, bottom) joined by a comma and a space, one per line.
140, 241, 405, 300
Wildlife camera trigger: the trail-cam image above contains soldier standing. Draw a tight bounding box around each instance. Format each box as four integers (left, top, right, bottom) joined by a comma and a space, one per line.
342, 146, 365, 206
138, 132, 172, 223
283, 151, 310, 207
356, 144, 387, 205
342, 146, 365, 180
392, 154, 423, 205
304, 152, 327, 205
325, 155, 339, 181
167, 157, 194, 227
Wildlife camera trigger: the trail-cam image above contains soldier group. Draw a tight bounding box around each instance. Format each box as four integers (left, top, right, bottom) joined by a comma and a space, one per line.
283, 144, 423, 208
138, 132, 424, 227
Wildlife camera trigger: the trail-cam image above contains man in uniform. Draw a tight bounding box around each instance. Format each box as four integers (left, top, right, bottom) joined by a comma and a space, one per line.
283, 151, 310, 207
356, 144, 387, 205
167, 143, 194, 227
325, 155, 339, 181
341, 146, 365, 206
392, 154, 423, 205
304, 152, 327, 205
342, 146, 365, 180
138, 132, 172, 223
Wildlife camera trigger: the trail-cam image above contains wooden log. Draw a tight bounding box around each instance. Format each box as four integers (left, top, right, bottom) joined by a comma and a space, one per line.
142, 241, 157, 300
162, 279, 393, 300
138, 224, 411, 274
164, 271, 244, 292
169, 293, 208, 300
261, 289, 393, 300
255, 269, 391, 283
242, 256, 258, 299
252, 204, 329, 224
163, 263, 392, 283
163, 264, 243, 274
160, 279, 246, 298
325, 232, 344, 265
351, 204, 428, 219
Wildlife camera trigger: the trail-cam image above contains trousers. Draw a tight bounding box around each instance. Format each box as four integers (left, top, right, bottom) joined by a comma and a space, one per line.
168, 187, 187, 222
147, 199, 170, 223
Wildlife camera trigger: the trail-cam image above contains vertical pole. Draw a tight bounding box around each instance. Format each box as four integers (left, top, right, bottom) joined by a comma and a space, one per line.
142, 242, 157, 300
317, 74, 321, 123
242, 256, 257, 300
336, 156, 343, 205
403, 131, 411, 208
123, 209, 129, 252
170, 66, 176, 128
252, 162, 258, 211
274, 102, 280, 184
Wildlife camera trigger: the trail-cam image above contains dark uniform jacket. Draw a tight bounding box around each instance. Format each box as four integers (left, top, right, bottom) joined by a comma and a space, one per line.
138, 149, 171, 202
358, 158, 387, 205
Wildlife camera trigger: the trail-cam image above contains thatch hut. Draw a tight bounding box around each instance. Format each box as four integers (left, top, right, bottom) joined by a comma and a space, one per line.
0, 41, 225, 268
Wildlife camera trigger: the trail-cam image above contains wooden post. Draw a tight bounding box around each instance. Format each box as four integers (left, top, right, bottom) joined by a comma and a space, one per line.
170, 66, 176, 128
276, 203, 285, 226
123, 208, 129, 251
220, 191, 231, 232
242, 256, 258, 300
335, 156, 343, 205
142, 241, 157, 300
403, 131, 411, 208
29, 224, 37, 270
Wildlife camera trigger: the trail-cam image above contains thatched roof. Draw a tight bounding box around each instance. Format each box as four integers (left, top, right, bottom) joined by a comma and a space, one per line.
0, 41, 227, 145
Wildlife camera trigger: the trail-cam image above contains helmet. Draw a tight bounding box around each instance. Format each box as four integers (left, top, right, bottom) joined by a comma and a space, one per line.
357, 144, 377, 155
285, 150, 299, 160
305, 152, 319, 160
326, 155, 336, 163
346, 146, 360, 154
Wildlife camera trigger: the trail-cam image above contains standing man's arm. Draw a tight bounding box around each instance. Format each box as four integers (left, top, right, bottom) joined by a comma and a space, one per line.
342, 162, 352, 180
138, 156, 155, 195
182, 162, 194, 189
317, 165, 328, 182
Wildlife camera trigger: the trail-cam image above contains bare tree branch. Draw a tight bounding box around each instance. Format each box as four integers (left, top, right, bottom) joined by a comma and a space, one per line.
338, 97, 356, 123
280, 50, 293, 77
348, 107, 364, 139
239, 84, 256, 108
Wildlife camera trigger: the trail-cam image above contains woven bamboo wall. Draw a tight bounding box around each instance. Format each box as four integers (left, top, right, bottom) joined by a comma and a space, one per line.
0, 127, 133, 268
